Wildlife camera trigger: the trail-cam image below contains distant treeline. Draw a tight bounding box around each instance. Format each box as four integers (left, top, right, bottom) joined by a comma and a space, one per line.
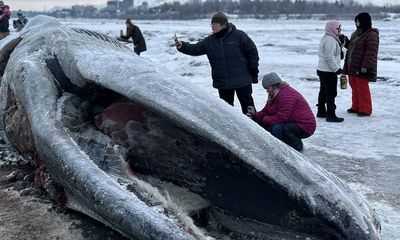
143, 0, 400, 20
26, 0, 400, 20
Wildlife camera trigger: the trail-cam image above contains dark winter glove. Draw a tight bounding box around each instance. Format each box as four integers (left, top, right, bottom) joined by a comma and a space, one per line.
339, 34, 346, 44
249, 68, 259, 84
335, 69, 344, 75
343, 36, 350, 48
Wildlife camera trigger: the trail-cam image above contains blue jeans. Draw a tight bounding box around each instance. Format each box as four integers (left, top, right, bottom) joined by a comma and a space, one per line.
270, 123, 310, 152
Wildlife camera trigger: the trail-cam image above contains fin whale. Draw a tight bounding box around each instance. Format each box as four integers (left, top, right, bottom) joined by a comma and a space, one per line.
0, 16, 380, 240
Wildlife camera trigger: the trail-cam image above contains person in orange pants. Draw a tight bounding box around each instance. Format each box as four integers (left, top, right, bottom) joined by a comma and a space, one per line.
348, 76, 372, 115
343, 12, 379, 117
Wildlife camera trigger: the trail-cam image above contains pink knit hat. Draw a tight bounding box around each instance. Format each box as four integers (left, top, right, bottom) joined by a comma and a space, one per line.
325, 20, 341, 36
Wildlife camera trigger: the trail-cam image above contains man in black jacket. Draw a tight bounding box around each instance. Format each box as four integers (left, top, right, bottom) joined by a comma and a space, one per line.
175, 12, 259, 114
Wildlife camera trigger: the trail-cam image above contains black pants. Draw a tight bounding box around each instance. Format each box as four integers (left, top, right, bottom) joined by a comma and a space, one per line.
317, 70, 338, 117
218, 85, 255, 114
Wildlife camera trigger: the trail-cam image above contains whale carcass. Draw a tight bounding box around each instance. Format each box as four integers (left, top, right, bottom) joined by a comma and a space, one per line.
0, 16, 380, 240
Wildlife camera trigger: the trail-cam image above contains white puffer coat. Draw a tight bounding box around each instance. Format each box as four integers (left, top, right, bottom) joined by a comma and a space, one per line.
317, 34, 342, 72
317, 20, 342, 73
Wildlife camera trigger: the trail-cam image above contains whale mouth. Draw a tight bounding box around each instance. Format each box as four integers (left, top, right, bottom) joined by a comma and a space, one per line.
0, 16, 380, 240
46, 58, 339, 239
4, 52, 337, 239
55, 91, 333, 240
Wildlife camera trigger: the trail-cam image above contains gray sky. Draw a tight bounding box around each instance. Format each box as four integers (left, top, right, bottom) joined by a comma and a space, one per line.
7, 0, 400, 12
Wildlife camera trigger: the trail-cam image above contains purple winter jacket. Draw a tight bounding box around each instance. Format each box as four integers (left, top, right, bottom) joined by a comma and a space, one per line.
255, 85, 316, 135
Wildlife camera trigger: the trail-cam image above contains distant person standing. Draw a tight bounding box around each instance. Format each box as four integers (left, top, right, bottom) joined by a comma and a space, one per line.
175, 12, 259, 114
343, 12, 379, 117
13, 10, 28, 32
120, 18, 147, 56
316, 20, 345, 122
0, 1, 10, 40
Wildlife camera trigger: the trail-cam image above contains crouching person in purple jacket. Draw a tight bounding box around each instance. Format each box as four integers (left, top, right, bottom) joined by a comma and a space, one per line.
247, 72, 316, 152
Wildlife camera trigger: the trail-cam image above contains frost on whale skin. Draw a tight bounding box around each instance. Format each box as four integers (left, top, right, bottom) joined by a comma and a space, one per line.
0, 15, 380, 240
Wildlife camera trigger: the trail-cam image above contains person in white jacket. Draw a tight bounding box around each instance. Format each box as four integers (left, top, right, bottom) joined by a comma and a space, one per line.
316, 20, 346, 122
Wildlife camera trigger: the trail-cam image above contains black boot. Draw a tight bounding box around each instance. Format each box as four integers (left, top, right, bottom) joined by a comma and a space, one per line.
326, 115, 344, 122
326, 95, 343, 122
326, 110, 344, 122
326, 107, 343, 122
316, 104, 326, 118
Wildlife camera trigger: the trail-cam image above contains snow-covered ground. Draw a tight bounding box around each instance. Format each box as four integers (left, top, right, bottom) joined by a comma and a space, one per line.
2, 17, 399, 239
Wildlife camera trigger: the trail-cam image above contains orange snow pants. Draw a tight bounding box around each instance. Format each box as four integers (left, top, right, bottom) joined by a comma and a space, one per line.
349, 76, 372, 115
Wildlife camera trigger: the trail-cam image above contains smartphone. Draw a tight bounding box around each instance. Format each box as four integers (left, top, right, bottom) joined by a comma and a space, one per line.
247, 106, 256, 114
174, 34, 178, 43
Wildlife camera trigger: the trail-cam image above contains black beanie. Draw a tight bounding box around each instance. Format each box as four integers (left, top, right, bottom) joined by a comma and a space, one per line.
355, 12, 372, 30
211, 12, 228, 25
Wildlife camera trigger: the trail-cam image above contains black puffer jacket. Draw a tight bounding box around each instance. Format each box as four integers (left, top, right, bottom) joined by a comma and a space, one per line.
179, 24, 259, 89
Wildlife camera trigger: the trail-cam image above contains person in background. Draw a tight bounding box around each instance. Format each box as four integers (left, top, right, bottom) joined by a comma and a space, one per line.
316, 20, 346, 122
120, 18, 147, 55
175, 12, 259, 114
0, 1, 10, 40
247, 72, 316, 152
13, 9, 28, 32
343, 12, 379, 117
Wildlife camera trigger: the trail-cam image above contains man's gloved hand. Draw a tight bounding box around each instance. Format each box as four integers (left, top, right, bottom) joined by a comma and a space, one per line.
249, 68, 259, 84
175, 40, 182, 49
339, 34, 346, 44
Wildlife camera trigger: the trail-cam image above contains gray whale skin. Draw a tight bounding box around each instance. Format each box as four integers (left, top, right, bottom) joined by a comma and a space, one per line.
0, 16, 380, 240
